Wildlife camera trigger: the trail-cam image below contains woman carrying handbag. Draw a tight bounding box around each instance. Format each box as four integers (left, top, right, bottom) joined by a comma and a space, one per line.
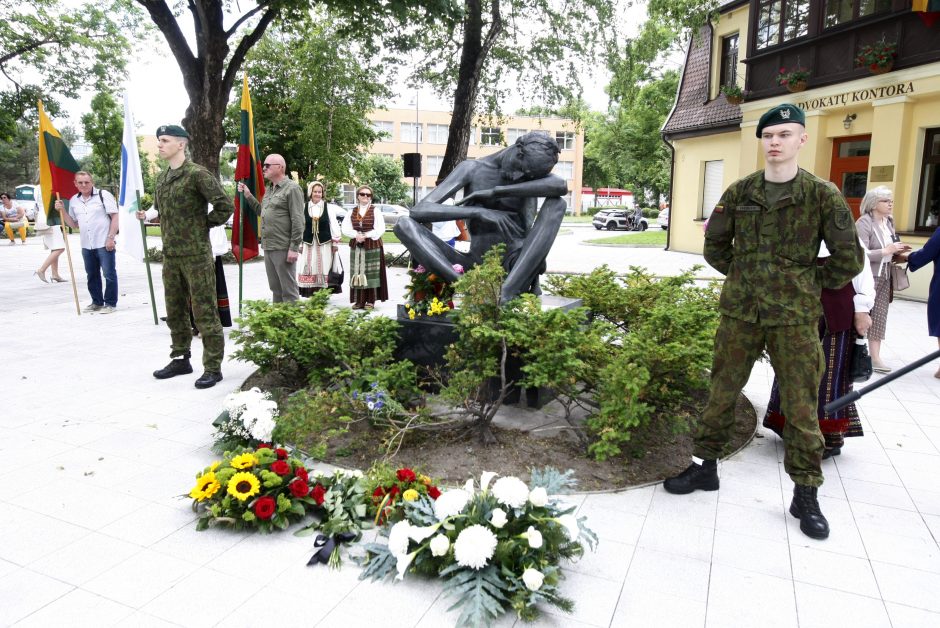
298, 181, 342, 297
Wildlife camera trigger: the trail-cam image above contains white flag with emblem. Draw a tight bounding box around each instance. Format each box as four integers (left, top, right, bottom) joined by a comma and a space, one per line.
118, 92, 146, 262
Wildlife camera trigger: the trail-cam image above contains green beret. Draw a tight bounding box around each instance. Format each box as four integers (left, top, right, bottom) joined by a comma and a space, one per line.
156, 124, 190, 139
755, 104, 805, 137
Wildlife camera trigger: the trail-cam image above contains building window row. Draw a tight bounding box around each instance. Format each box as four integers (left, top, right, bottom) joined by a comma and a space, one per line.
371, 121, 576, 150
754, 0, 891, 51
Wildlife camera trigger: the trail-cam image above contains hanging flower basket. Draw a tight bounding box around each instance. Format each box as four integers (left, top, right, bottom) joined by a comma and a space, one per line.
720, 84, 745, 105
856, 39, 896, 75
777, 65, 809, 92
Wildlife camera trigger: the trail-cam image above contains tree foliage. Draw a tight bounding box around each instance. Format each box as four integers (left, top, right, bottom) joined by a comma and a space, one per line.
81, 92, 124, 191
355, 156, 411, 205
0, 0, 140, 141
223, 18, 389, 187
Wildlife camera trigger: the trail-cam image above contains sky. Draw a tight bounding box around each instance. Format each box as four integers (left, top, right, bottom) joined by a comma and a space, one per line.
56, 1, 657, 138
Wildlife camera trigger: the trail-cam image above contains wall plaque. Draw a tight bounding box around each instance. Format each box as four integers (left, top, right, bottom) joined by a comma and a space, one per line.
870, 165, 894, 182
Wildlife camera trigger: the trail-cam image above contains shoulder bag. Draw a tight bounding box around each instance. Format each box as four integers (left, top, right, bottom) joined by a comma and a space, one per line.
327, 251, 344, 294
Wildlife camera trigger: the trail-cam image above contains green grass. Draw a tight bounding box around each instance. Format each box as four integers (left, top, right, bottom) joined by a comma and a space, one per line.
584, 229, 668, 246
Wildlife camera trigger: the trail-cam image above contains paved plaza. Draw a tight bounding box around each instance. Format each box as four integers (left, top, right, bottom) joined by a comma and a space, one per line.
1, 228, 939, 627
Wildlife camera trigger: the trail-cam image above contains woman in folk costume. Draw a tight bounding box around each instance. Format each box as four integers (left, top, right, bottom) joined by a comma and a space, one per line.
341, 184, 388, 310
763, 240, 875, 459
298, 181, 341, 297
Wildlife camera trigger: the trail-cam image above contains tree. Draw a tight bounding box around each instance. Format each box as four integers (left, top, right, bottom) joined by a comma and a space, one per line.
0, 0, 139, 141
0, 123, 39, 192
135, 0, 455, 174
223, 18, 389, 187
356, 155, 411, 205
395, 0, 615, 183
81, 92, 124, 190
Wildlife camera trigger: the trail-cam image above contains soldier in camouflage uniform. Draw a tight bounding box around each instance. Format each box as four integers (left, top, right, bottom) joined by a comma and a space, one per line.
144, 125, 234, 389
663, 104, 864, 540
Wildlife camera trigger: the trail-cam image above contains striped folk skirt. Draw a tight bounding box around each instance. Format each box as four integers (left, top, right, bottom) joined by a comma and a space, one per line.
763, 327, 862, 449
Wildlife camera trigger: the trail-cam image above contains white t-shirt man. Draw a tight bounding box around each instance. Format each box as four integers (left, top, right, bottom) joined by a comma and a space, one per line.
68, 187, 119, 249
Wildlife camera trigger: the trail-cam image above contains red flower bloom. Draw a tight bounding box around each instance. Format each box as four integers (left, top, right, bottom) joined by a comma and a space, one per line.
427, 485, 442, 500
388, 485, 400, 497
295, 467, 309, 482
289, 479, 310, 498
311, 483, 326, 505
275, 448, 288, 459
396, 468, 417, 483
271, 460, 291, 476
256, 443, 272, 449
254, 496, 276, 520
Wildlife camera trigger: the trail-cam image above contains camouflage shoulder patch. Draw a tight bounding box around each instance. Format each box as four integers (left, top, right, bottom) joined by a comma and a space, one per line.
834, 209, 852, 230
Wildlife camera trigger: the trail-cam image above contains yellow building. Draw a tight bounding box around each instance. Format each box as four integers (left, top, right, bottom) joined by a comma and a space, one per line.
362, 108, 585, 211
663, 0, 940, 300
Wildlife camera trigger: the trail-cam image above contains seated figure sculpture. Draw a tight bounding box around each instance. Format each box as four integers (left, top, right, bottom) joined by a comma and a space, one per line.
394, 131, 568, 303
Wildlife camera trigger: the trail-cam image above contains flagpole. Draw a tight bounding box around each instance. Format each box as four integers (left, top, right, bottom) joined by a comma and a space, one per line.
238, 185, 245, 315
56, 193, 81, 316
137, 192, 159, 325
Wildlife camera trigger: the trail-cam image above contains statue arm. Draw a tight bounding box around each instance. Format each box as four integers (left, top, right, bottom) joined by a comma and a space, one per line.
458, 174, 568, 206
409, 162, 481, 222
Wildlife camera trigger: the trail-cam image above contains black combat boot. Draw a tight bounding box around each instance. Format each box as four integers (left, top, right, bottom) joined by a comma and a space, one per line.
663, 459, 719, 494
789, 484, 830, 539
153, 356, 193, 379
194, 371, 223, 389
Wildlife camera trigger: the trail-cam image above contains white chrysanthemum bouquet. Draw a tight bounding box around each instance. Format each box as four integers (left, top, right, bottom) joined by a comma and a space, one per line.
212, 387, 279, 451
358, 468, 597, 627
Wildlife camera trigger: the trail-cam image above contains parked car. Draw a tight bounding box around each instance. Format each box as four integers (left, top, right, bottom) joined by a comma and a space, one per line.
375, 203, 410, 229
592, 208, 648, 231
14, 184, 41, 221
657, 207, 669, 230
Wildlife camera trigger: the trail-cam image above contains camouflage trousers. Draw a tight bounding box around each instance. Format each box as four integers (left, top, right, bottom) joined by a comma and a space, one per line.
163, 253, 225, 371
694, 316, 826, 487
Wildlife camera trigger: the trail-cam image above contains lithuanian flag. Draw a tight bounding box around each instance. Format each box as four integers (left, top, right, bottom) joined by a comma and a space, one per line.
232, 75, 264, 262
38, 101, 80, 225
913, 0, 940, 26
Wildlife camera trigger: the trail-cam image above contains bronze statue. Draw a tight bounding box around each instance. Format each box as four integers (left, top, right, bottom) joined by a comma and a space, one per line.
394, 131, 568, 303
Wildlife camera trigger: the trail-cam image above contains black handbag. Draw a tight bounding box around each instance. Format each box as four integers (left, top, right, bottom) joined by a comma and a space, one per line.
850, 338, 873, 383
327, 252, 344, 294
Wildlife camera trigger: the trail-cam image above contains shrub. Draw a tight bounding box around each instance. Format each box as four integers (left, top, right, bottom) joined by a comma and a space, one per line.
274, 389, 355, 460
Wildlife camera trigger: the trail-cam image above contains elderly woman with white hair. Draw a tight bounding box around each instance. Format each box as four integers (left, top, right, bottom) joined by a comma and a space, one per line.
855, 186, 912, 372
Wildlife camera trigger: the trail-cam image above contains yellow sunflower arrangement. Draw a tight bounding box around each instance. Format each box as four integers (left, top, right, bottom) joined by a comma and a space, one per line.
189, 472, 221, 501
190, 445, 330, 533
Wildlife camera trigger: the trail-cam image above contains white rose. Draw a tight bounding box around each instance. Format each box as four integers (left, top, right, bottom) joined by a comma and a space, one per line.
489, 508, 508, 529
480, 471, 497, 492
430, 534, 450, 557
556, 514, 580, 540
522, 567, 544, 591
525, 525, 543, 549
388, 521, 412, 556
528, 487, 548, 507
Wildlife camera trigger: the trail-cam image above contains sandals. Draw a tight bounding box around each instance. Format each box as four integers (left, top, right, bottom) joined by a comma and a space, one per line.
364, 303, 374, 310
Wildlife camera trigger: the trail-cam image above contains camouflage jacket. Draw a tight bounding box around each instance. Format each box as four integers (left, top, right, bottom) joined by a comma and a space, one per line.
704, 168, 864, 326
154, 159, 234, 258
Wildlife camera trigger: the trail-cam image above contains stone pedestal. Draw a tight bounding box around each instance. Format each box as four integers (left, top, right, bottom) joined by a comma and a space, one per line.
394, 296, 582, 408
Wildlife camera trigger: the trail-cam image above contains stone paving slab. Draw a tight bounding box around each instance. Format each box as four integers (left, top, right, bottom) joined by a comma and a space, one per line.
1, 233, 939, 627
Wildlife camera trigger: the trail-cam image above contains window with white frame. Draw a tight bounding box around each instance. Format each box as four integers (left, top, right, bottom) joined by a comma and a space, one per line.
428, 124, 449, 144
506, 128, 527, 144
481, 127, 503, 146
555, 131, 575, 150
371, 120, 393, 139
552, 161, 574, 180
426, 155, 444, 177
702, 160, 725, 219
401, 122, 423, 144
469, 127, 478, 145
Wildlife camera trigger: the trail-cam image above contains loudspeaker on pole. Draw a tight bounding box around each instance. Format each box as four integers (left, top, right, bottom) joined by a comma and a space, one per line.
402, 152, 422, 178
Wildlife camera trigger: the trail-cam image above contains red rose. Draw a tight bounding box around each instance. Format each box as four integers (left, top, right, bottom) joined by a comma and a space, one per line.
388, 485, 400, 497
275, 448, 288, 459
289, 479, 309, 498
396, 468, 416, 483
311, 483, 326, 505
295, 467, 309, 482
254, 496, 276, 520
271, 460, 291, 476
256, 443, 272, 449
427, 485, 441, 500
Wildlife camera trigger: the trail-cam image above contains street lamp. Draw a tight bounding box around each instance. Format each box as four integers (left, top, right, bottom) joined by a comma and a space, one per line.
408, 90, 420, 206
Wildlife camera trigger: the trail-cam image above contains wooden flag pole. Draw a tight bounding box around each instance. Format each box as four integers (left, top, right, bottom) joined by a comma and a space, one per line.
137, 191, 159, 325
56, 193, 81, 316
238, 184, 245, 315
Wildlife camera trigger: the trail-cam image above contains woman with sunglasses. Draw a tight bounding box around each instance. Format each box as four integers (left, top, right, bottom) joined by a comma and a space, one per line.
2, 193, 27, 244
341, 185, 388, 309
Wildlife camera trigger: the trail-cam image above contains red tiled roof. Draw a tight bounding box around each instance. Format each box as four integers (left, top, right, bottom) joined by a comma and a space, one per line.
662, 24, 742, 138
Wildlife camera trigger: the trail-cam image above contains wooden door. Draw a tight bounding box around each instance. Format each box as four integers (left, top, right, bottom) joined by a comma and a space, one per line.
830, 135, 871, 219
